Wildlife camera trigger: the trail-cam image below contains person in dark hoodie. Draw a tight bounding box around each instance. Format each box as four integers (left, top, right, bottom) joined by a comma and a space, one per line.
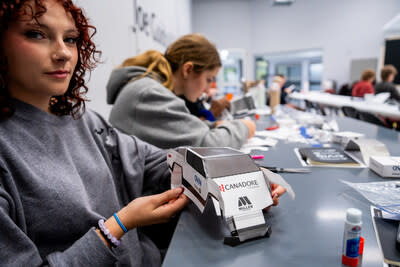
375, 65, 399, 102
106, 34, 256, 149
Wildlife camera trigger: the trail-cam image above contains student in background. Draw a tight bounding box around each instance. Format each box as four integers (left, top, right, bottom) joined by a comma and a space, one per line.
276, 74, 289, 104
322, 79, 337, 94
208, 96, 231, 119
352, 69, 376, 97
375, 65, 399, 102
181, 85, 230, 122
0, 0, 189, 265
106, 34, 255, 149
181, 96, 216, 121
338, 83, 352, 96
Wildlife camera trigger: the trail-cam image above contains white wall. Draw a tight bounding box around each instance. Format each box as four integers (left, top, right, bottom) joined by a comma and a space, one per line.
383, 13, 400, 38
75, 0, 192, 118
193, 0, 253, 81
192, 0, 400, 87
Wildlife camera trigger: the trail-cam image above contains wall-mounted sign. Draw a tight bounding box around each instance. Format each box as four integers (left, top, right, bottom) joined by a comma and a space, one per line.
132, 0, 175, 48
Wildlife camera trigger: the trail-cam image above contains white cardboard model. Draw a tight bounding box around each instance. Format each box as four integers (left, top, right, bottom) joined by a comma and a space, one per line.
167, 147, 288, 246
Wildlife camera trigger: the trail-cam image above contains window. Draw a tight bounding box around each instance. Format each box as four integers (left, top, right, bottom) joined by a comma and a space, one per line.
186, 150, 206, 177
217, 49, 247, 96
255, 57, 269, 81
254, 49, 323, 92
309, 62, 323, 91
276, 63, 302, 89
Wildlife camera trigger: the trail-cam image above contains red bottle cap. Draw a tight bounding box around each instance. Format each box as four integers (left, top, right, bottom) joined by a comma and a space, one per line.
359, 236, 364, 255
342, 255, 359, 267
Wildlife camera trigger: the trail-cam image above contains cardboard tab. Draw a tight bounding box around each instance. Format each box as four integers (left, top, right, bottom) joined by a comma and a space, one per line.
344, 139, 390, 166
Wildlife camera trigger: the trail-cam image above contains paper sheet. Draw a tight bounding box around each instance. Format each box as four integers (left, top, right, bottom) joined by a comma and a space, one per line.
243, 136, 278, 147
261, 168, 295, 200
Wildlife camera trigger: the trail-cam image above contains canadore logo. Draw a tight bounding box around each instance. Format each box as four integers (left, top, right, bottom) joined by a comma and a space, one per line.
238, 196, 253, 211
219, 180, 259, 192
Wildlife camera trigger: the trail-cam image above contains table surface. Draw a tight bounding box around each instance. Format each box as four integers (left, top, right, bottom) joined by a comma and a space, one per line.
290, 91, 400, 119
162, 116, 400, 267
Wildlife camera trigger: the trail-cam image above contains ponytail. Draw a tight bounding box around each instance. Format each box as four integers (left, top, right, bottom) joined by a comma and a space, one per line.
121, 34, 221, 91
121, 50, 173, 90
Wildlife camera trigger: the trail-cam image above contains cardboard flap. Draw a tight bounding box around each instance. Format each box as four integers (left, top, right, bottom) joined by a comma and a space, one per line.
345, 139, 390, 166
261, 168, 296, 200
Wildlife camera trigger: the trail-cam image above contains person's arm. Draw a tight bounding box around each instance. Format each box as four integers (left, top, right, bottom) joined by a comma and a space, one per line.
121, 82, 251, 149
0, 178, 117, 266
0, 163, 187, 266
368, 84, 375, 94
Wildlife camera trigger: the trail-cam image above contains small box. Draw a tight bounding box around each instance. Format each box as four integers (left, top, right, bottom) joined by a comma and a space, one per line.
332, 131, 364, 146
268, 90, 281, 114
369, 156, 400, 178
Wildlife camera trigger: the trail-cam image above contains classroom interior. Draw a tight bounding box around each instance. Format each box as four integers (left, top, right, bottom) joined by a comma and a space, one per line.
2, 0, 400, 266
74, 0, 400, 266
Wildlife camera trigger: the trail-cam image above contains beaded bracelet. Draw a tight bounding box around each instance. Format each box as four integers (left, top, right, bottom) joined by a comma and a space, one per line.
98, 219, 121, 248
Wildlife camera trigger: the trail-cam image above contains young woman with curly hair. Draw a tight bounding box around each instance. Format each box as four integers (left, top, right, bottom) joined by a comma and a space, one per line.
0, 1, 285, 266
0, 0, 189, 266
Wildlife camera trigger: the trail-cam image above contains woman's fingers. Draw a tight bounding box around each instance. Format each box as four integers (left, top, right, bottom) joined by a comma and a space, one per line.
155, 187, 184, 206
154, 194, 189, 220
272, 194, 280, 206
271, 184, 286, 198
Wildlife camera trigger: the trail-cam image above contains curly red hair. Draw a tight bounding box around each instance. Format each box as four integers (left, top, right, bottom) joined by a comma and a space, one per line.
0, 0, 101, 121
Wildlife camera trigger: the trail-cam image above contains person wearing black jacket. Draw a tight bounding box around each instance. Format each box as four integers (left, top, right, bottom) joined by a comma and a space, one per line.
375, 65, 399, 102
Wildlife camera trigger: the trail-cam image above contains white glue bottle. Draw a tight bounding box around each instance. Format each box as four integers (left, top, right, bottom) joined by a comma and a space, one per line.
342, 208, 362, 267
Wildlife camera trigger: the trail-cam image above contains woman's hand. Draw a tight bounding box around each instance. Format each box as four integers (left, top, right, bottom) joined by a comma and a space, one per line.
118, 187, 188, 230
100, 187, 189, 246
270, 183, 286, 206
264, 183, 286, 211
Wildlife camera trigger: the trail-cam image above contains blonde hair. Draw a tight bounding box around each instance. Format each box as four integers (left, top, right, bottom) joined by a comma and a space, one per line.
121, 34, 221, 91
121, 50, 173, 90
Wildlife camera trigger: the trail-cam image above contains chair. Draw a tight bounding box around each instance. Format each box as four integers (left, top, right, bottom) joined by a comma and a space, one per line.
305, 100, 326, 116
304, 100, 314, 112
316, 103, 327, 116
357, 111, 389, 128
341, 106, 359, 119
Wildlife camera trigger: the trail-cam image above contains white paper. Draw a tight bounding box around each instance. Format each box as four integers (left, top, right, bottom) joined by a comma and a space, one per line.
213, 171, 272, 218
240, 146, 269, 154
243, 137, 278, 148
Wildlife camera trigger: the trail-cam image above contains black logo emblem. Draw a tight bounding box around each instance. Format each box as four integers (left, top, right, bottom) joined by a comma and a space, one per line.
94, 128, 104, 135
238, 196, 253, 211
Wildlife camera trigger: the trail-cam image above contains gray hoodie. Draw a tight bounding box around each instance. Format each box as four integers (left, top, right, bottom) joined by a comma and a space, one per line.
106, 66, 248, 149
0, 99, 169, 266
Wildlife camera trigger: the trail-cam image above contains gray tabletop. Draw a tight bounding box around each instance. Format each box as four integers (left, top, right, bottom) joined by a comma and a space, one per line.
162, 117, 400, 267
